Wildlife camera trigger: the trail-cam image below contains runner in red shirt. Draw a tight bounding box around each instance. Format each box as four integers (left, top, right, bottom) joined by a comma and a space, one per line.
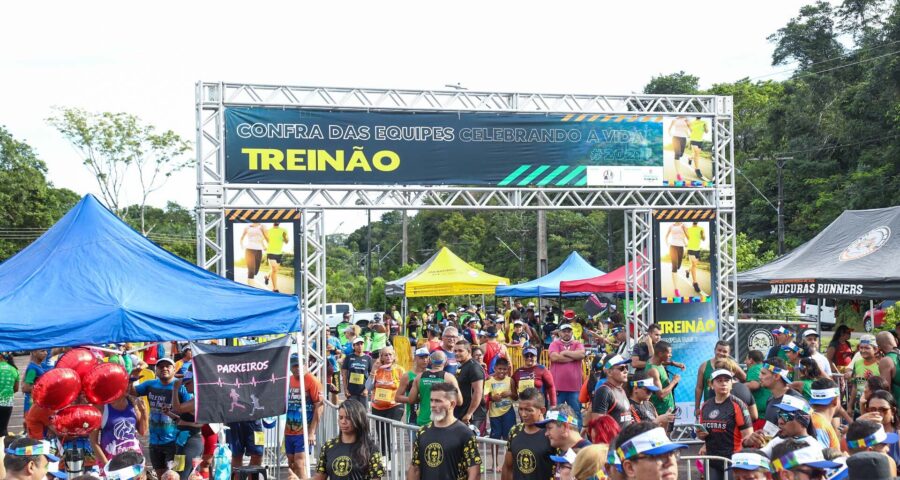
511, 346, 557, 408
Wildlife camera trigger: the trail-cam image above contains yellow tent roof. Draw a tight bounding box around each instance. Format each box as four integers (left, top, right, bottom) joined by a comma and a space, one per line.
402, 247, 510, 297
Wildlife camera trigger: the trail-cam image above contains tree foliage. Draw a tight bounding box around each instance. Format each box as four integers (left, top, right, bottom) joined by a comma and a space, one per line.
47, 108, 192, 234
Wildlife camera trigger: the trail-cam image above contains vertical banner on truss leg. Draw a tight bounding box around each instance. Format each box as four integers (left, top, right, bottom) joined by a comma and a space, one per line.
223, 209, 303, 295
653, 209, 719, 424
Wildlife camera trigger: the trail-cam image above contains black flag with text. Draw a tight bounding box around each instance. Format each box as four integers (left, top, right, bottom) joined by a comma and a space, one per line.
191, 336, 291, 423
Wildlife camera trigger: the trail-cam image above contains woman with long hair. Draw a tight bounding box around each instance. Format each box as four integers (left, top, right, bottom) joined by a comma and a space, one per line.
314, 399, 384, 480
370, 347, 405, 460
826, 325, 853, 371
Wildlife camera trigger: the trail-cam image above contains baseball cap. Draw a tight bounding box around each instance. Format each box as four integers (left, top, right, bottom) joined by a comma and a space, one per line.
448, 312, 458, 318
727, 452, 771, 472
458, 307, 466, 312
846, 425, 900, 449
616, 427, 688, 461
809, 386, 840, 405
604, 354, 631, 370
771, 326, 793, 336
535, 410, 579, 428
550, 448, 577, 465
781, 342, 801, 353
563, 309, 576, 320
774, 394, 812, 414
611, 325, 625, 335
104, 463, 146, 480
47, 461, 68, 479
527, 302, 535, 308
711, 369, 734, 380
771, 445, 840, 472
414, 347, 430, 357
155, 357, 175, 368
859, 334, 877, 346
514, 320, 523, 326
290, 353, 300, 366
629, 377, 659, 392
477, 330, 488, 337
5, 438, 60, 462
181, 344, 192, 352
802, 329, 819, 338
486, 326, 498, 337
352, 337, 365, 345
466, 317, 479, 325
523, 346, 537, 356
559, 323, 573, 331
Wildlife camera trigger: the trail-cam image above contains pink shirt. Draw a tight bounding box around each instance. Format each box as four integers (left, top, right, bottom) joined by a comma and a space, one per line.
548, 339, 585, 392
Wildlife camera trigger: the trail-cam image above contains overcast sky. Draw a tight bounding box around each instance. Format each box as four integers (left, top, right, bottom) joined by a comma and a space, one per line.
1, 1, 813, 234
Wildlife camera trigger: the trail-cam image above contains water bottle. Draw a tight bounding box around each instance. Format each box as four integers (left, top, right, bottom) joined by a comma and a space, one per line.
212, 443, 231, 480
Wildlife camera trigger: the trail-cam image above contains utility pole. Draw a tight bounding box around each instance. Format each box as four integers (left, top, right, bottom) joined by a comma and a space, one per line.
775, 156, 793, 255
401, 210, 408, 266
536, 210, 548, 277
366, 210, 372, 308
607, 213, 614, 270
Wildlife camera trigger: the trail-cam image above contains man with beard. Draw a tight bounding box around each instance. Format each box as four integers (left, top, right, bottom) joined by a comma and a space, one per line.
801, 329, 831, 377
627, 370, 675, 429
453, 340, 486, 429
341, 337, 373, 407
876, 331, 900, 402
694, 340, 746, 419
407, 382, 482, 480
502, 388, 554, 480
767, 326, 794, 362
613, 421, 687, 480
742, 358, 800, 449
589, 354, 633, 427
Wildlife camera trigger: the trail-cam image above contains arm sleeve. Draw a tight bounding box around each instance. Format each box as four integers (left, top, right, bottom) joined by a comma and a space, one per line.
316, 443, 328, 473
134, 381, 150, 396
579, 377, 590, 404
411, 429, 422, 466
542, 367, 557, 406
368, 452, 386, 480
307, 375, 323, 402
179, 386, 193, 402
591, 387, 611, 414
24, 368, 37, 384
462, 434, 483, 468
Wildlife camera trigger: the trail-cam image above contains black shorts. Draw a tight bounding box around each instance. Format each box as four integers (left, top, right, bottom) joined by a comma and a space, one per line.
687, 250, 701, 258
149, 443, 177, 470
267, 254, 283, 264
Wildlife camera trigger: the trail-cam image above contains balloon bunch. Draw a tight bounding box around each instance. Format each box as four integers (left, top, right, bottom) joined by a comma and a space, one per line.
31, 348, 129, 436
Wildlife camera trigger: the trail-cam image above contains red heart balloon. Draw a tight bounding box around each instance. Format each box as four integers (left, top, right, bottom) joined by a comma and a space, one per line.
83, 363, 129, 405
53, 404, 102, 436
32, 368, 81, 410
56, 348, 99, 381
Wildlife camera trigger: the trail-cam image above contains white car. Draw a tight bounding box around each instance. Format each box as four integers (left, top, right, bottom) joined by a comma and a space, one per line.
795, 298, 836, 331
324, 303, 354, 328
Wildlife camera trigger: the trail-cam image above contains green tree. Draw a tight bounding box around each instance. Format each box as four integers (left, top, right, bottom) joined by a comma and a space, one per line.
643, 71, 700, 94
47, 108, 192, 234
0, 126, 80, 261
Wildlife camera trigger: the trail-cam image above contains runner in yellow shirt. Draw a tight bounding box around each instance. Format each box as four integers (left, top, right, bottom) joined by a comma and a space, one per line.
264, 223, 289, 293
686, 222, 706, 294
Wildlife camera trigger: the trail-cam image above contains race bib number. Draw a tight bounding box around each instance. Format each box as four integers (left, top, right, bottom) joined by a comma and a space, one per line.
374, 388, 393, 402
518, 378, 535, 392
254, 431, 265, 446
350, 372, 365, 385
174, 455, 186, 472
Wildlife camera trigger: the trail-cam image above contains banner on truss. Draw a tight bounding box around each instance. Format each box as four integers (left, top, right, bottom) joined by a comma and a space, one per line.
224, 107, 714, 187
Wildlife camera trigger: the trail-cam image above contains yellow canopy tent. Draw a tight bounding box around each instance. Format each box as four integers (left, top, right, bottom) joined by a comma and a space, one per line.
385, 247, 510, 297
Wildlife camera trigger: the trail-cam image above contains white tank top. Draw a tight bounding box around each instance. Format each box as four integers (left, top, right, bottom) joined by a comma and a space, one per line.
670, 118, 691, 138
244, 225, 266, 250
668, 224, 687, 247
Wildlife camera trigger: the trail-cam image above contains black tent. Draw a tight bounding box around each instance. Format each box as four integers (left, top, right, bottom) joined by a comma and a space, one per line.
738, 206, 900, 299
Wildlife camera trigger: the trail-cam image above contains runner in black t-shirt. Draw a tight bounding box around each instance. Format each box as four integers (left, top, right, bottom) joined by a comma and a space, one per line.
503, 388, 555, 480
453, 340, 485, 426
315, 398, 385, 480
407, 382, 482, 480
342, 339, 374, 407
697, 369, 753, 480
589, 354, 632, 427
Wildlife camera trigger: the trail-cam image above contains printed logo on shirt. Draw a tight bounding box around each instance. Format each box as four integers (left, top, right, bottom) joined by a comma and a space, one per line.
516, 449, 537, 474
707, 409, 720, 419
424, 443, 444, 467
332, 456, 352, 476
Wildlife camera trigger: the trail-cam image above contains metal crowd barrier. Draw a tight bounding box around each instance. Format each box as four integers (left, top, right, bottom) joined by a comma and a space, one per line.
680, 455, 733, 480
365, 410, 507, 480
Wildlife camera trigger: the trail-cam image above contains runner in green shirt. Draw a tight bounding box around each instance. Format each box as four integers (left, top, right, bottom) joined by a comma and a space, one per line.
744, 350, 771, 416
407, 351, 462, 426
685, 222, 706, 294
688, 117, 710, 181
264, 223, 288, 293
850, 336, 880, 414
645, 342, 678, 415
0, 354, 19, 435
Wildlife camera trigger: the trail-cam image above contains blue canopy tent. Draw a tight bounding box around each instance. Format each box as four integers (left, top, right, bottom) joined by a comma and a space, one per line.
495, 251, 605, 297
0, 195, 300, 351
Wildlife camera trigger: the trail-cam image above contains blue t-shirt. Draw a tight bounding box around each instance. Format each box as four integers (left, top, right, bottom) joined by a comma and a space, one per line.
135, 379, 192, 445
177, 360, 192, 376
444, 350, 459, 375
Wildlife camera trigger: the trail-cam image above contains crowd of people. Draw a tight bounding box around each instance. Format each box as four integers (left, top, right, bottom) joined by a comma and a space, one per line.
7, 304, 900, 479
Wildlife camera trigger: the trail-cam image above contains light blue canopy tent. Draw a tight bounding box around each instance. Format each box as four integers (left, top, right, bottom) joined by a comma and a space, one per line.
0, 195, 301, 351
495, 251, 605, 297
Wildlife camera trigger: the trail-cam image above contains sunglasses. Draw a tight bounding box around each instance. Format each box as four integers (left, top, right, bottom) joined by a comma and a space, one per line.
793, 467, 826, 480
611, 365, 628, 372
777, 411, 803, 423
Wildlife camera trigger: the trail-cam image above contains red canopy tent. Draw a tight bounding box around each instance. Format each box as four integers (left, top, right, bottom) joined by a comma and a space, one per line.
559, 262, 630, 294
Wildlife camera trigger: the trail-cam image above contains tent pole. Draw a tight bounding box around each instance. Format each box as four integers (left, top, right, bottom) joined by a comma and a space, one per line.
817, 299, 822, 334
402, 296, 408, 336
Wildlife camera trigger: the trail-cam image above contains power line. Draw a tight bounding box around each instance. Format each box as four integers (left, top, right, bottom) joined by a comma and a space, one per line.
743, 39, 900, 82
774, 132, 900, 157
